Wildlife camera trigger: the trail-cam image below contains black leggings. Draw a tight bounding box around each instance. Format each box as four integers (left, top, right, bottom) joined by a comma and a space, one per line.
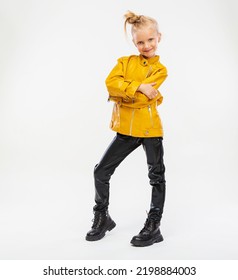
93, 133, 166, 218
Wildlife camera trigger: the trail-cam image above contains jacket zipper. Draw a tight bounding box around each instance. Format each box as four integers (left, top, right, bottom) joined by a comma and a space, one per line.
145, 66, 152, 78
148, 105, 154, 127
129, 65, 152, 135
129, 108, 135, 136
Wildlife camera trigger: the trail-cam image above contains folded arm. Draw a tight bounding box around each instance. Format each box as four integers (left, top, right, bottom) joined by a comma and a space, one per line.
105, 58, 168, 101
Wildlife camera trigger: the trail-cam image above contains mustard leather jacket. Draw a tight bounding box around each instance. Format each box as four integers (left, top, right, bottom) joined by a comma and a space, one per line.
105, 55, 167, 137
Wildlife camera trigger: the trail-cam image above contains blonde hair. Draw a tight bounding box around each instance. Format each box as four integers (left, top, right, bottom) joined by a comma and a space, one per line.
124, 11, 159, 35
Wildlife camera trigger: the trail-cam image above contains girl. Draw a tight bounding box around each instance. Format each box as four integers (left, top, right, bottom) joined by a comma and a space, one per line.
86, 11, 168, 247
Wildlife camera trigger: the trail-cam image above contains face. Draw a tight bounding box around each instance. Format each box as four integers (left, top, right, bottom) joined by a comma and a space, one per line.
133, 26, 161, 58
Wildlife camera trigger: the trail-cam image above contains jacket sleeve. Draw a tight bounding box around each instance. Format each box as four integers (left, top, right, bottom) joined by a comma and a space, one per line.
142, 64, 168, 90
105, 58, 141, 99
140, 64, 168, 106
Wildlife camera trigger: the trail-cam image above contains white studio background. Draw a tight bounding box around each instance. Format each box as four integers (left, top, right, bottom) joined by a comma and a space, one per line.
0, 0, 238, 260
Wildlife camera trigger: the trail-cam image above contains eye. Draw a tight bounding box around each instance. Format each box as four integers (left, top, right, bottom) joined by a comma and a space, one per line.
137, 41, 143, 45
148, 38, 154, 42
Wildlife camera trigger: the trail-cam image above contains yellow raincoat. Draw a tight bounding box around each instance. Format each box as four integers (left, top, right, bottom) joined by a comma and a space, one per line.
105, 55, 167, 137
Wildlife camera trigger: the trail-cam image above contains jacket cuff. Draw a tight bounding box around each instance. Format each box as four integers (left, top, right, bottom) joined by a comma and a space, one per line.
156, 91, 163, 105
125, 81, 141, 98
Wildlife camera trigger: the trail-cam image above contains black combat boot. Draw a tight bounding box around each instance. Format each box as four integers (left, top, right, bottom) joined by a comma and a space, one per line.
130, 212, 163, 247
86, 211, 116, 241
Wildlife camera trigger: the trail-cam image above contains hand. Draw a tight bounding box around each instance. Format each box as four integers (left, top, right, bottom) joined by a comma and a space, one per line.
138, 83, 157, 99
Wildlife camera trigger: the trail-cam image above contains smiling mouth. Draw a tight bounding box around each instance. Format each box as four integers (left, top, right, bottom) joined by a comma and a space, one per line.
144, 49, 153, 52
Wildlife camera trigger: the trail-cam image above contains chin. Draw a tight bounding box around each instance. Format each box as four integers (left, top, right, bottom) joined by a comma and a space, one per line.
143, 53, 155, 58
142, 50, 156, 58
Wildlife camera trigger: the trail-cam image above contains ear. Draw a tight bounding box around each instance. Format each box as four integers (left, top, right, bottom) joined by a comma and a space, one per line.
132, 39, 137, 47
157, 32, 161, 43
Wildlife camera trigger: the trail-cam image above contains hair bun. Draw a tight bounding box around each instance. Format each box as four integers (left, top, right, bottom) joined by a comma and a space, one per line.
124, 10, 159, 35
124, 11, 142, 24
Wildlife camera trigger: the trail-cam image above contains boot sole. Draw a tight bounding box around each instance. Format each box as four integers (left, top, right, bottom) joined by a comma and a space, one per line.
130, 234, 163, 247
86, 221, 116, 241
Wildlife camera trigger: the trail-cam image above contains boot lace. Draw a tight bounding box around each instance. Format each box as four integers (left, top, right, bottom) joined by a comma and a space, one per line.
140, 218, 154, 234
92, 212, 106, 229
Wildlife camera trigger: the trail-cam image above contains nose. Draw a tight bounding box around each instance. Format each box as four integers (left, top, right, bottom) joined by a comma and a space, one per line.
144, 42, 150, 50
